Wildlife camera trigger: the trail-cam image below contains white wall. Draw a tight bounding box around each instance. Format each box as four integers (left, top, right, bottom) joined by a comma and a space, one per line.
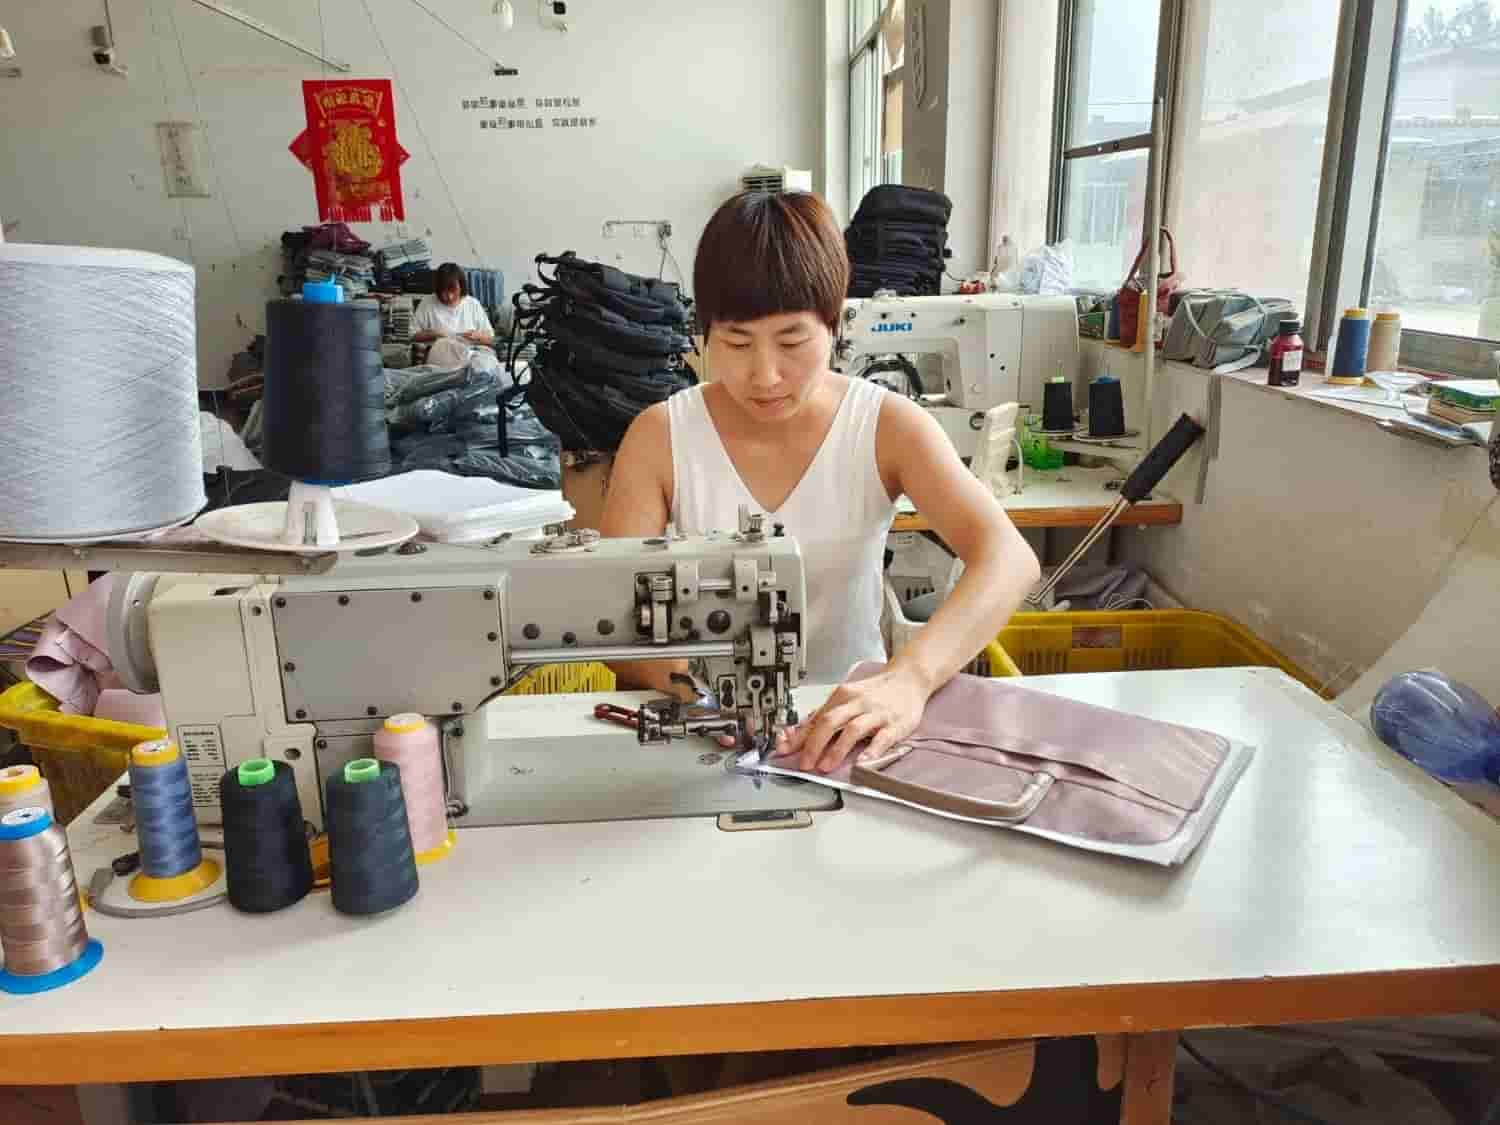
1081, 342, 1498, 693
0, 1, 823, 386
989, 0, 1057, 262
901, 0, 997, 277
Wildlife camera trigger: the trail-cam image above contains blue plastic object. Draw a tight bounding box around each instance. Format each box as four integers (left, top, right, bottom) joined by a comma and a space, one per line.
0, 807, 104, 994
1370, 670, 1500, 783
301, 280, 344, 304
0, 939, 103, 995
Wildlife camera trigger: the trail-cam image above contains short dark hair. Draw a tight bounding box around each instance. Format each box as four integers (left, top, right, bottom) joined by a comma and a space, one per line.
693, 191, 849, 337
433, 262, 466, 297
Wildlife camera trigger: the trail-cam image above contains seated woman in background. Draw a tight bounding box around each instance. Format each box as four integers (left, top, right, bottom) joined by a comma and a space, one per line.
413, 262, 494, 346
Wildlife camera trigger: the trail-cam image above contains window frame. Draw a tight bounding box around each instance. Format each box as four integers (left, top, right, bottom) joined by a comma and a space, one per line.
847, 2, 884, 218
1045, 0, 1499, 374
1047, 0, 1175, 293
1357, 0, 1500, 376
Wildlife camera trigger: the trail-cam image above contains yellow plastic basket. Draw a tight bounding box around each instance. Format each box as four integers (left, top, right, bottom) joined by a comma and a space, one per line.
0, 682, 164, 772
0, 662, 612, 763
504, 662, 615, 695
995, 610, 1323, 694
0, 682, 166, 824
976, 641, 1023, 679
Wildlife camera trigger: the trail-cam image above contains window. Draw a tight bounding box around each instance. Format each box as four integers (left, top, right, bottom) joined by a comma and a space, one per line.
1369, 0, 1500, 341
1168, 1, 1342, 300
848, 0, 905, 218
849, 44, 879, 216
1054, 0, 1160, 289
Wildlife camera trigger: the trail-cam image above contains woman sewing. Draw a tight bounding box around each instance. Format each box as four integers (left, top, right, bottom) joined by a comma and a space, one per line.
412, 262, 494, 346
601, 191, 1039, 774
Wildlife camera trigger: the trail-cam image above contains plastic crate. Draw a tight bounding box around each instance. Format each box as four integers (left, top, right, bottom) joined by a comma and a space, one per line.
882, 582, 1021, 679
0, 663, 614, 823
0, 682, 163, 771
505, 662, 615, 694
0, 682, 165, 824
997, 610, 1323, 694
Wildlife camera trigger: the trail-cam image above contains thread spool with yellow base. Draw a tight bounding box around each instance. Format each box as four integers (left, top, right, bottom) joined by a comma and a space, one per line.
374, 713, 455, 865
127, 739, 221, 903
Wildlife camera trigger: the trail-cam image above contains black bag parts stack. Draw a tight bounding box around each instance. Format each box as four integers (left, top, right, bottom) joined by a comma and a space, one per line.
845, 185, 953, 297
510, 252, 697, 452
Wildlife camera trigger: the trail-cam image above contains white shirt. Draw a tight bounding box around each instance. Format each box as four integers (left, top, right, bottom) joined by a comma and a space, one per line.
413, 294, 492, 337
667, 380, 897, 684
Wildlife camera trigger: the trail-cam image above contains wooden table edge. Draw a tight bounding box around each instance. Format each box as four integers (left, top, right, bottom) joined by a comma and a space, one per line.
9, 966, 1500, 1085
894, 502, 1182, 533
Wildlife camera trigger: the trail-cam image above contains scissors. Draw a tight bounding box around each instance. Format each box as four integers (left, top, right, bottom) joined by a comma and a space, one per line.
592, 703, 640, 731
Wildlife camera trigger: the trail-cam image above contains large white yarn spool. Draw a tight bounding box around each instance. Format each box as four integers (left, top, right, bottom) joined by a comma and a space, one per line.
0, 244, 205, 541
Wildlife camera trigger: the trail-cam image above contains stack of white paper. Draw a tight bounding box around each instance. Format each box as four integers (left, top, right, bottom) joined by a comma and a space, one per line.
335, 471, 574, 543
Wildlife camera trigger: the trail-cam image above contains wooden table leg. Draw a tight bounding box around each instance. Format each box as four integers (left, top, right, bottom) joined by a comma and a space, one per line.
1121, 1031, 1178, 1125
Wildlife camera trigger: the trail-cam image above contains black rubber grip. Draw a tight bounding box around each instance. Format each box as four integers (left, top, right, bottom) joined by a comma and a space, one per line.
1121, 414, 1205, 502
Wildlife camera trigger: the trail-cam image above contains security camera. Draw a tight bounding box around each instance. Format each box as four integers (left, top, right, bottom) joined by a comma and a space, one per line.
89, 26, 126, 74
539, 0, 568, 31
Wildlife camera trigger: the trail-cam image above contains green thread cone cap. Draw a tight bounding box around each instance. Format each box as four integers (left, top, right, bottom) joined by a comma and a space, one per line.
237, 759, 275, 788
344, 758, 381, 784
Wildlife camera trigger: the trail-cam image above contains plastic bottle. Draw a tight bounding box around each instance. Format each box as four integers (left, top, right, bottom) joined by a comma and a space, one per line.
1266, 318, 1304, 387
1370, 670, 1500, 784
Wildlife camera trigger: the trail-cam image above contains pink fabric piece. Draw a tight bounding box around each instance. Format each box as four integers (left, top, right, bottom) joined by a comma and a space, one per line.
808, 663, 1231, 845
24, 576, 123, 715
94, 689, 165, 729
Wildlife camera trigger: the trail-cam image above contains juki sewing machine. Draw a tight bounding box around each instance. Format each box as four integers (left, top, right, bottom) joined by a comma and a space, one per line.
106, 513, 838, 830
835, 293, 1080, 459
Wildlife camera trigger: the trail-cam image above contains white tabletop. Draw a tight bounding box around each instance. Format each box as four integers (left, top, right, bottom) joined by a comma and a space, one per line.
897, 465, 1145, 515
12, 668, 1500, 1062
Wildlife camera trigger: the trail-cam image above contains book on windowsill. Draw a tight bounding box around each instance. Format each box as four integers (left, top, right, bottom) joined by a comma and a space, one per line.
1427, 397, 1497, 427
1430, 379, 1500, 413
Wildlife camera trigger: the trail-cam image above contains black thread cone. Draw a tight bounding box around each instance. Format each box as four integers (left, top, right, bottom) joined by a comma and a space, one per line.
263, 299, 390, 483
220, 761, 314, 914
326, 762, 419, 916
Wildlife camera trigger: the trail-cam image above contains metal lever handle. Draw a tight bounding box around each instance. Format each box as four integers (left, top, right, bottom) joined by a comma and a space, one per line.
1120, 413, 1204, 502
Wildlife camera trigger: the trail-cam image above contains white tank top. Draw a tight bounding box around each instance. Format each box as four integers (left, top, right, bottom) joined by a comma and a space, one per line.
667, 379, 897, 684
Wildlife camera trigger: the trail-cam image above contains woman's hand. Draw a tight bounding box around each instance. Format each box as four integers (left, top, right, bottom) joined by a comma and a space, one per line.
774, 663, 932, 774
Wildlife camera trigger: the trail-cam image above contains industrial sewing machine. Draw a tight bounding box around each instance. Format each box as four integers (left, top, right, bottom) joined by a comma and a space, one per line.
835, 293, 1080, 459
106, 514, 838, 830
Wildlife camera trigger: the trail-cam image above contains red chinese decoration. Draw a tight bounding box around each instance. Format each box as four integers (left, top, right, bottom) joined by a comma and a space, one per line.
289, 79, 410, 223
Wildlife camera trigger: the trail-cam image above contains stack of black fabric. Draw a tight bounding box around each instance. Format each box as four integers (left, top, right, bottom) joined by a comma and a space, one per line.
509, 252, 696, 452
845, 185, 953, 297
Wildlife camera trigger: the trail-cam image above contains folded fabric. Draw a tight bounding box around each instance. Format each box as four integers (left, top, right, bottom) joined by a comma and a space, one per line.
1054, 566, 1152, 610
94, 689, 166, 729
744, 663, 1253, 865
25, 577, 122, 715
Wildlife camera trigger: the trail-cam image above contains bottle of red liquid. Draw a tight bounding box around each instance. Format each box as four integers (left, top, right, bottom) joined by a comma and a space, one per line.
1267, 318, 1304, 387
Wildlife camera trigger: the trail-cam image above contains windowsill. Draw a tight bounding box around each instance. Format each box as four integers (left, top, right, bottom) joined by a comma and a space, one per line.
1084, 340, 1492, 450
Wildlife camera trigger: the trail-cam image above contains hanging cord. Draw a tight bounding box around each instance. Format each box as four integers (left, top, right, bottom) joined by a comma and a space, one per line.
163, 1, 245, 260
360, 0, 482, 262
657, 229, 688, 290
147, 0, 198, 265
400, 0, 516, 73
1178, 1037, 1338, 1125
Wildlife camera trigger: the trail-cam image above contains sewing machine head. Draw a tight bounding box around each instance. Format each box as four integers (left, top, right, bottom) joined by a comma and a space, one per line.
109, 520, 811, 829
835, 294, 1080, 443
